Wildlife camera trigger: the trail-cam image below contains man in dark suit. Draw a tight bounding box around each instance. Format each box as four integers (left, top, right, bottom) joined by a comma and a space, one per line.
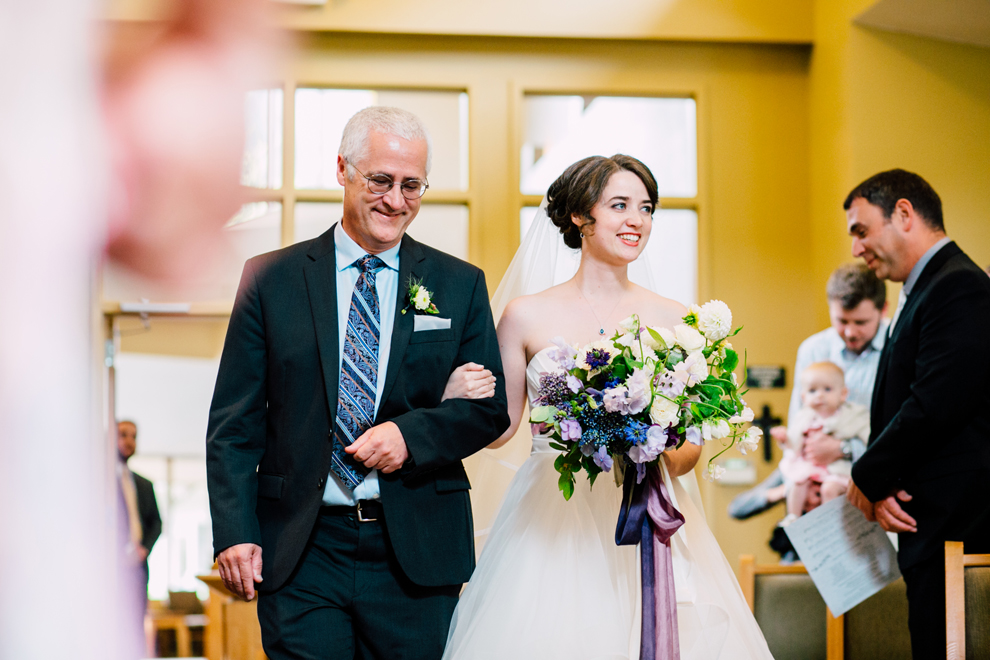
206, 106, 509, 660
845, 169, 990, 658
117, 420, 162, 596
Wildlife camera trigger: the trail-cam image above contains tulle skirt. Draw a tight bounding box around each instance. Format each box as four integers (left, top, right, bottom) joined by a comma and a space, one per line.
443, 438, 774, 660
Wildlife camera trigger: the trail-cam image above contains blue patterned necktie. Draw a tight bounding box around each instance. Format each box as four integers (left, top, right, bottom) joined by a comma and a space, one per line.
331, 254, 387, 490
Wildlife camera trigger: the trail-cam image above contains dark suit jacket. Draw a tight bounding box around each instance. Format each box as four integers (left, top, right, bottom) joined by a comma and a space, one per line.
132, 470, 162, 556
206, 226, 509, 592
852, 241, 990, 570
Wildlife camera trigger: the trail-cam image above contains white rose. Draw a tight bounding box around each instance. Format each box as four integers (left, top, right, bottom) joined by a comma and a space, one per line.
673, 324, 706, 352
413, 287, 431, 310
697, 300, 732, 342
650, 396, 680, 426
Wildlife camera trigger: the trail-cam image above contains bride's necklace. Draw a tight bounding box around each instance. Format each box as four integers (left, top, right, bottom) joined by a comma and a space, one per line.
577, 289, 623, 336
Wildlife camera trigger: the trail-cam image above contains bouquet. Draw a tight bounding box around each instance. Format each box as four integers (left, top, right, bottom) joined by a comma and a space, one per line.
529, 300, 762, 500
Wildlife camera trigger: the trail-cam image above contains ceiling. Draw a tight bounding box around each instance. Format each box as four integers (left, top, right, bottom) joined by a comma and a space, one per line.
855, 0, 990, 48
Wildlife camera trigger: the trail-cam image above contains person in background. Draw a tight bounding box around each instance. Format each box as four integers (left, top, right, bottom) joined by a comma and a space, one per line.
845, 169, 990, 657
728, 263, 888, 520
117, 420, 162, 602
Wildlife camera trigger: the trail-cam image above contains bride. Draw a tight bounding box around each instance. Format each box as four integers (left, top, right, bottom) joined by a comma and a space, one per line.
441, 155, 774, 659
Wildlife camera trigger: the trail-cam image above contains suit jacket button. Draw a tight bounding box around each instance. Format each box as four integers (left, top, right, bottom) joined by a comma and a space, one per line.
318, 477, 325, 488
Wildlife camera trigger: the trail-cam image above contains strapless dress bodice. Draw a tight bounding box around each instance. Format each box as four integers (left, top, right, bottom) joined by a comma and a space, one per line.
526, 347, 560, 454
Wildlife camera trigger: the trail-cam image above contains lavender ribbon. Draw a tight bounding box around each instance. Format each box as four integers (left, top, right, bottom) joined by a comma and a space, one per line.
616, 465, 685, 660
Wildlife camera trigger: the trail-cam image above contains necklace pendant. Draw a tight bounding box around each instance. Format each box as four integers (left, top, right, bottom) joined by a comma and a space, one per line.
599, 328, 605, 335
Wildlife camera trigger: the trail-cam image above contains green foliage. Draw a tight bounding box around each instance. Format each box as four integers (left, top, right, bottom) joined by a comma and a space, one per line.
722, 349, 739, 373
530, 406, 555, 423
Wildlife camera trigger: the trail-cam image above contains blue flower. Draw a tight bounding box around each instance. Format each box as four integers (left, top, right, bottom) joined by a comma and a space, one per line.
623, 419, 651, 446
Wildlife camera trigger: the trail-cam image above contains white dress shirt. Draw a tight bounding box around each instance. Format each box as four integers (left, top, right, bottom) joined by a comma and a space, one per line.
322, 222, 401, 505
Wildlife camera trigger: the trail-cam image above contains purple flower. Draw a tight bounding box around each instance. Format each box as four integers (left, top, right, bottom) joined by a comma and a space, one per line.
550, 336, 578, 370
655, 370, 686, 398
560, 418, 582, 441
686, 426, 703, 446
566, 374, 582, 393
603, 369, 651, 415
593, 445, 613, 471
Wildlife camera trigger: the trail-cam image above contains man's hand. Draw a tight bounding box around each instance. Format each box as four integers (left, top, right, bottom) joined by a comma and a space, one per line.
345, 421, 409, 474
217, 543, 263, 601
846, 481, 876, 521
874, 490, 917, 533
769, 425, 788, 449
802, 429, 844, 465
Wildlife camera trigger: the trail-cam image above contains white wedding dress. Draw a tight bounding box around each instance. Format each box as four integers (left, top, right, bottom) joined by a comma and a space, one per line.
442, 348, 775, 660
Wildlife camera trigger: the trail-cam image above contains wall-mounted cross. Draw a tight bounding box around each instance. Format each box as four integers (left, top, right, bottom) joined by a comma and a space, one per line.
753, 404, 781, 462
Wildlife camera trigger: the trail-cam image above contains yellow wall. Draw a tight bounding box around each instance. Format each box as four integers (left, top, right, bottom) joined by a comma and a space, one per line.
107, 0, 812, 43
810, 0, 990, 328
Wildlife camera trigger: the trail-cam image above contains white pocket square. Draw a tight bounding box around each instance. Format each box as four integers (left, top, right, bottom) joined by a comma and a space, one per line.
414, 315, 451, 331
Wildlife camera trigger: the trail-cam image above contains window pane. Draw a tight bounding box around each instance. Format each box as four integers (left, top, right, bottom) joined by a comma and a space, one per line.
242, 88, 283, 189
518, 206, 697, 307
102, 202, 282, 303
295, 202, 469, 262
520, 96, 696, 198
294, 89, 468, 191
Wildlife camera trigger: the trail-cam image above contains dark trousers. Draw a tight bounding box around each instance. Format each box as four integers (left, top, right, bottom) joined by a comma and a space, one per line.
902, 552, 946, 660
258, 509, 460, 660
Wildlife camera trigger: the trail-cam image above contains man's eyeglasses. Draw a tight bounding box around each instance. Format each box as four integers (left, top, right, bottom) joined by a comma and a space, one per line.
348, 162, 429, 200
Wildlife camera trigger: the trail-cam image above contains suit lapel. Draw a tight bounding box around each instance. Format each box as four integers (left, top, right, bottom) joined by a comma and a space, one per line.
303, 225, 341, 421
869, 241, 959, 439
379, 235, 427, 412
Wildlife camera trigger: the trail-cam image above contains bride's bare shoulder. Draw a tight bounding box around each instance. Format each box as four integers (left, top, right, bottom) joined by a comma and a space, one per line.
630, 284, 689, 327
500, 284, 570, 323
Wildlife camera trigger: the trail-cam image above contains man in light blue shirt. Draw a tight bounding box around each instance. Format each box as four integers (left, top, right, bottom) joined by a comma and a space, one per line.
320, 222, 401, 506
729, 263, 888, 519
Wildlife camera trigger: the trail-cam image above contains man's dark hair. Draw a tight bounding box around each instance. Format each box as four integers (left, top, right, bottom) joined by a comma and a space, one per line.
826, 263, 886, 311
843, 169, 944, 232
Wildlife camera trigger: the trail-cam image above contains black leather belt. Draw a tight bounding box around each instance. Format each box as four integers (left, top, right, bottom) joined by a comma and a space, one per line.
321, 499, 382, 522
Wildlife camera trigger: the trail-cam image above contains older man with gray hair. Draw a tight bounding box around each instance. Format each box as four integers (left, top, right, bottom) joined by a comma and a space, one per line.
207, 106, 509, 659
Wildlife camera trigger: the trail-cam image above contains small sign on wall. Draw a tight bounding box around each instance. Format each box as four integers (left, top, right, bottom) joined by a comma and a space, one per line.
746, 365, 786, 389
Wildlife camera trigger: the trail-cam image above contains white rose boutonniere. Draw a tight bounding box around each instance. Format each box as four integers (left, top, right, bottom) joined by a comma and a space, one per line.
401, 277, 439, 315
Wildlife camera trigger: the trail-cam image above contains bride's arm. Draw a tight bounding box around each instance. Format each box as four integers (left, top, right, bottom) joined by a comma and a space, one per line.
487, 299, 530, 449
663, 440, 703, 478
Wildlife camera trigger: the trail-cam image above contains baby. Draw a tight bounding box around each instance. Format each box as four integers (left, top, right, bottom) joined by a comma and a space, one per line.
777, 361, 869, 524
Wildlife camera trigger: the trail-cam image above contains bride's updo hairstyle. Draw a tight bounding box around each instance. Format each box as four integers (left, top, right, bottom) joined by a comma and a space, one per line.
546, 154, 658, 249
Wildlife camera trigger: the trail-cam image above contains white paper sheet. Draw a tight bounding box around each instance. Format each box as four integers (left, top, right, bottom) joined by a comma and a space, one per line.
784, 497, 902, 616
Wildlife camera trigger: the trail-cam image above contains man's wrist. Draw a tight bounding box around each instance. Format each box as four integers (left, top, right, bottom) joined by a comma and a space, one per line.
839, 438, 854, 460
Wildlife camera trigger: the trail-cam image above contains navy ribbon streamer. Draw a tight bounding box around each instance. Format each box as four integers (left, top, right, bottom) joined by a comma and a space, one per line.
616, 465, 685, 659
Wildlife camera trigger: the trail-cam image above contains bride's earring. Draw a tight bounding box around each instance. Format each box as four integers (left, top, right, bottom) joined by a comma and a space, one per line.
579, 231, 584, 239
